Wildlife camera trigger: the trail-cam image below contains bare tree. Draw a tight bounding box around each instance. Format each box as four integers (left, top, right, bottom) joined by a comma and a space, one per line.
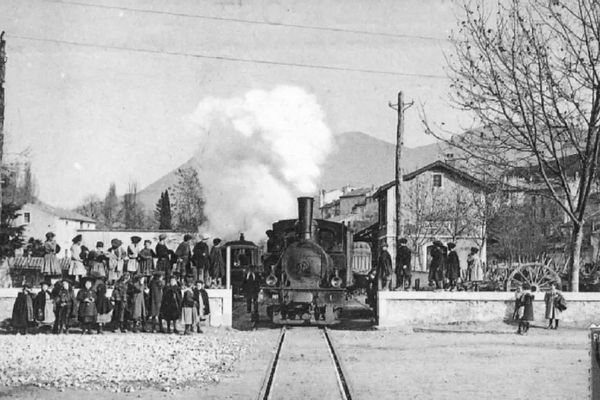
424, 0, 600, 291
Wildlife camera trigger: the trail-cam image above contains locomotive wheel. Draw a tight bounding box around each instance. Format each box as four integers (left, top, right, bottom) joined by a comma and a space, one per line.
507, 262, 561, 291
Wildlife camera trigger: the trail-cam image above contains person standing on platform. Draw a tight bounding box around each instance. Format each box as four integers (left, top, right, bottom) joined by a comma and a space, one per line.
127, 236, 142, 275
395, 238, 412, 291
210, 238, 225, 288
175, 234, 193, 276
42, 232, 61, 277
243, 265, 260, 323
155, 234, 171, 273
446, 243, 461, 291
192, 234, 211, 283
429, 241, 444, 290
107, 239, 126, 284
88, 242, 108, 280
377, 243, 393, 291
138, 240, 156, 276
69, 235, 86, 284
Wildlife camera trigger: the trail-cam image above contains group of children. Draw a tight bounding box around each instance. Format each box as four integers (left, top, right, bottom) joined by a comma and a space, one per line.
11, 272, 211, 335
513, 282, 567, 335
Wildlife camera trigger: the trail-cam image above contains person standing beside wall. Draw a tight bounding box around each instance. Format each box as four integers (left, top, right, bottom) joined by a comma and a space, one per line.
395, 238, 412, 291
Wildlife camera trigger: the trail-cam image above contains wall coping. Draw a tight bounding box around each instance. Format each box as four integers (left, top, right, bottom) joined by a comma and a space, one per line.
378, 290, 600, 302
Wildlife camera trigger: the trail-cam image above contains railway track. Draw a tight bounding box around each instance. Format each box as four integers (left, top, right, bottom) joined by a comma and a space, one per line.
258, 326, 354, 400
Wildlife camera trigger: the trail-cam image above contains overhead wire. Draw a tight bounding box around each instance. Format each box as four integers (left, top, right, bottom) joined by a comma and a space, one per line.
42, 0, 449, 42
7, 33, 448, 79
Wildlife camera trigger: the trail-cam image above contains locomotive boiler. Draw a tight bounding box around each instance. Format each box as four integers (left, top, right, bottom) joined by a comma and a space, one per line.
262, 196, 354, 324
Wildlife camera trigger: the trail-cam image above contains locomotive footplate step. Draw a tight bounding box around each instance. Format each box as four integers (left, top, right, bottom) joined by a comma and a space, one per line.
267, 327, 343, 399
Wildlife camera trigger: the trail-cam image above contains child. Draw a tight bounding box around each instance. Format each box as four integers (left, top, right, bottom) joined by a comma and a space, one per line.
513, 284, 524, 322
77, 278, 97, 334
34, 281, 55, 333
519, 283, 535, 334
138, 240, 156, 276
181, 280, 197, 335
12, 285, 34, 334
193, 280, 210, 333
160, 276, 182, 334
88, 242, 108, 279
95, 282, 113, 334
107, 239, 126, 285
54, 279, 74, 334
69, 235, 86, 284
128, 275, 147, 333
148, 272, 164, 333
111, 273, 130, 332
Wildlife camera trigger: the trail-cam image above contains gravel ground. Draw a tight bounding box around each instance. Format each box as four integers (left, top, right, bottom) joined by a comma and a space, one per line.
0, 329, 252, 393
331, 325, 589, 400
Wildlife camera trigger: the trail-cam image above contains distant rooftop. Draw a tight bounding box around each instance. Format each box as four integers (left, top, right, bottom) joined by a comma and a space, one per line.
29, 202, 97, 224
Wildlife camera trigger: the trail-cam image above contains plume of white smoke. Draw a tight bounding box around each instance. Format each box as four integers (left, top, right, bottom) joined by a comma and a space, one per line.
189, 85, 334, 241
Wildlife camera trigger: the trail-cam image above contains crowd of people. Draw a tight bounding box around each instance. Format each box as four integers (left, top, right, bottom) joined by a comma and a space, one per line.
39, 232, 227, 288
374, 238, 484, 292
11, 272, 211, 335
11, 231, 231, 334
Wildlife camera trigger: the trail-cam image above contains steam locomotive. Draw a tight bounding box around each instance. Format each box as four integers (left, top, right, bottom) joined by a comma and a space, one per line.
261, 197, 354, 324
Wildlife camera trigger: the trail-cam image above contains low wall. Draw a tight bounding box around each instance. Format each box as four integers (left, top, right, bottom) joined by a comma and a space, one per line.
0, 288, 232, 328
378, 291, 600, 328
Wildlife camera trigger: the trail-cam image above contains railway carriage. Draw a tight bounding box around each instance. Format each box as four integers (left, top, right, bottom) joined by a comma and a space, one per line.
261, 197, 354, 324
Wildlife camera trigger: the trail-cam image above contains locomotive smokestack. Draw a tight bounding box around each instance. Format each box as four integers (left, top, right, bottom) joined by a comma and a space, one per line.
297, 196, 314, 240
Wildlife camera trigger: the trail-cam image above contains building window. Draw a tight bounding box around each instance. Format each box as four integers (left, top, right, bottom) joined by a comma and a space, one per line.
433, 174, 443, 188
80, 222, 84, 229
24, 213, 30, 224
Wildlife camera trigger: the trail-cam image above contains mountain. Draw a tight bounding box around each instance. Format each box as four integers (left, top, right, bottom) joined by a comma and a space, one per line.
136, 131, 447, 211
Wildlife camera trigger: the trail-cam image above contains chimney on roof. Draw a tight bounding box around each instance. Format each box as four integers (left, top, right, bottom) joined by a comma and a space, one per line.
445, 153, 456, 167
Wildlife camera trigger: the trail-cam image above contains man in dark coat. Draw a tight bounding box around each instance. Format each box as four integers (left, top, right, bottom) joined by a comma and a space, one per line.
242, 265, 260, 322
429, 241, 445, 290
377, 243, 393, 291
175, 235, 193, 276
160, 276, 182, 334
446, 242, 461, 290
54, 279, 75, 334
395, 238, 412, 291
192, 234, 211, 282
210, 238, 225, 287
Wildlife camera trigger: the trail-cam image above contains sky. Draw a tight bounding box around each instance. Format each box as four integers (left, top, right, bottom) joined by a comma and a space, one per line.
0, 0, 469, 208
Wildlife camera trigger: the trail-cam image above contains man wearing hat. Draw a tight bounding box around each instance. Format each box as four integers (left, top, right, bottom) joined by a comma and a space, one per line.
107, 239, 126, 284
377, 243, 393, 291
155, 234, 171, 273
192, 234, 211, 283
175, 234, 193, 276
210, 238, 225, 288
429, 240, 445, 290
446, 242, 461, 291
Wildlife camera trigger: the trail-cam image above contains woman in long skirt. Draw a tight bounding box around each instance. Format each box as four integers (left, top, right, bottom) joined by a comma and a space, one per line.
107, 239, 126, 283
160, 276, 182, 334
42, 232, 61, 276
181, 285, 198, 335
127, 236, 142, 274
128, 275, 147, 332
88, 242, 108, 279
138, 240, 156, 276
518, 283, 535, 334
76, 278, 97, 334
155, 234, 171, 273
111, 273, 130, 332
148, 272, 164, 332
69, 235, 87, 283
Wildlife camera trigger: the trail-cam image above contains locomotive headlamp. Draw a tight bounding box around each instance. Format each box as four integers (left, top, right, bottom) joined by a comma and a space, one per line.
266, 274, 278, 286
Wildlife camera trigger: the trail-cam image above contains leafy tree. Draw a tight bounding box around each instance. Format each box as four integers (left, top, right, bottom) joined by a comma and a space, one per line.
172, 167, 206, 231
0, 202, 25, 259
155, 190, 173, 230
76, 194, 103, 223
23, 238, 45, 258
424, 0, 600, 291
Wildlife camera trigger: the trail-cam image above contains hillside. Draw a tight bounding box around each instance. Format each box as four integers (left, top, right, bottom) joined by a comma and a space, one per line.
136, 131, 447, 211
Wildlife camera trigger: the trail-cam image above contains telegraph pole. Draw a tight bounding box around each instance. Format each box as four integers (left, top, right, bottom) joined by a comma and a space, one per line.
0, 31, 5, 217
389, 92, 413, 286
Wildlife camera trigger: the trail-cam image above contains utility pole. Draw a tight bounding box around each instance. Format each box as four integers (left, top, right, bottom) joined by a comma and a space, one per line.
389, 92, 413, 281
0, 31, 5, 218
